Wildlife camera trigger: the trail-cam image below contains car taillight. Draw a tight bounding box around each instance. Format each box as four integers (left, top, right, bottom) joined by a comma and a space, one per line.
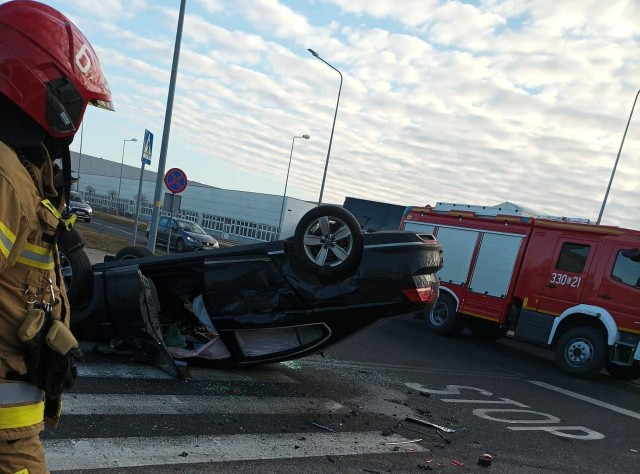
403, 287, 435, 303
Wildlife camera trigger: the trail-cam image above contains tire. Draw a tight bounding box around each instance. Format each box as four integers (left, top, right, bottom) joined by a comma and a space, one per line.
292, 205, 363, 278
426, 294, 464, 335
58, 249, 93, 307
555, 327, 607, 377
176, 238, 186, 253
84, 218, 91, 223
467, 318, 508, 341
114, 245, 155, 260
606, 362, 640, 381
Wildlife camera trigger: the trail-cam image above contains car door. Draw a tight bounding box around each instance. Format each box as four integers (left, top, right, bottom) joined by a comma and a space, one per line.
169, 220, 180, 249
156, 217, 170, 244
595, 246, 640, 331
538, 238, 598, 315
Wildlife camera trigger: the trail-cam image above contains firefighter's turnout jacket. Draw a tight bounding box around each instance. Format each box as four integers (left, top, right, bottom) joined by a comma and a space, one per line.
0, 141, 70, 441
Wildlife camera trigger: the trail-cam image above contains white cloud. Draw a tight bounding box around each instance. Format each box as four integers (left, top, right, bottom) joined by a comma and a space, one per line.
42, 0, 640, 229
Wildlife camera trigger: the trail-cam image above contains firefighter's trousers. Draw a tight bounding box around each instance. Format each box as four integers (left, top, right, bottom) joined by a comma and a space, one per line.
0, 382, 48, 474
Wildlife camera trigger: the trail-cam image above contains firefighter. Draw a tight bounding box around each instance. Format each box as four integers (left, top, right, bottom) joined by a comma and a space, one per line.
0, 1, 114, 472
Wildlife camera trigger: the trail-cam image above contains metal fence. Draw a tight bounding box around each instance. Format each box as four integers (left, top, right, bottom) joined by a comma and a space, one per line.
81, 191, 280, 243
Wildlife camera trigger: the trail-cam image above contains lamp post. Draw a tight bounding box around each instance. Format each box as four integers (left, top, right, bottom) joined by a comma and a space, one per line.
117, 138, 137, 208
278, 134, 310, 238
596, 88, 640, 225
308, 48, 342, 205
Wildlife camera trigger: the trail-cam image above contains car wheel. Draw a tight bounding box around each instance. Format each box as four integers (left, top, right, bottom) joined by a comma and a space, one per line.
58, 248, 93, 307
114, 246, 155, 260
292, 205, 363, 278
426, 293, 464, 335
467, 318, 508, 341
176, 238, 186, 253
605, 362, 640, 380
555, 327, 607, 377
84, 218, 91, 223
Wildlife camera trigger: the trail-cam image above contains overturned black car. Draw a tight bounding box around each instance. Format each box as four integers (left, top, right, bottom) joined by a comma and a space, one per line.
66, 206, 442, 377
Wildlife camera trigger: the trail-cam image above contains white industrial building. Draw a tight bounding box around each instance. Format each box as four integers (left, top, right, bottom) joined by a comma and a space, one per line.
71, 152, 315, 243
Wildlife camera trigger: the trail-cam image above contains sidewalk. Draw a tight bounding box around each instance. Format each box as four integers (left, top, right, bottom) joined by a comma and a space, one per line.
84, 248, 108, 265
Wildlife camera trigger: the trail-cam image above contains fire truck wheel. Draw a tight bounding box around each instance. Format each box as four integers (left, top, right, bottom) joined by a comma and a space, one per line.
555, 327, 607, 377
467, 318, 508, 341
605, 362, 640, 380
426, 294, 464, 335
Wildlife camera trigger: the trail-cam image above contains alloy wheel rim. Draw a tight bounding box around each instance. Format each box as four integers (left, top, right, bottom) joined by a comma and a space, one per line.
302, 215, 353, 267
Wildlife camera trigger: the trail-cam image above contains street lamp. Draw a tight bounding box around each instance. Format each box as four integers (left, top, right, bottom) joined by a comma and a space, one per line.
596, 88, 640, 225
117, 138, 137, 207
278, 134, 310, 238
308, 48, 342, 205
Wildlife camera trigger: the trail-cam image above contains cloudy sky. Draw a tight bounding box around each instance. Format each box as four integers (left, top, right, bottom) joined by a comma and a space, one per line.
37, 1, 640, 228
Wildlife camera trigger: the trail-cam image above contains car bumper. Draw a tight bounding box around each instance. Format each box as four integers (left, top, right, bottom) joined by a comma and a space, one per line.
188, 241, 219, 250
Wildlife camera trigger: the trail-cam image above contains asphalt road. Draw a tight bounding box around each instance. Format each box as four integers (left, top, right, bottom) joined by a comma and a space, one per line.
46, 312, 640, 473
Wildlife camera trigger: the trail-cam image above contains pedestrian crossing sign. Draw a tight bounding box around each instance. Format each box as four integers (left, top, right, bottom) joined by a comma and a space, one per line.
141, 129, 153, 165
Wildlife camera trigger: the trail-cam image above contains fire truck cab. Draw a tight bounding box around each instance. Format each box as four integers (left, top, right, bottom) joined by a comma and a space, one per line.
401, 202, 640, 379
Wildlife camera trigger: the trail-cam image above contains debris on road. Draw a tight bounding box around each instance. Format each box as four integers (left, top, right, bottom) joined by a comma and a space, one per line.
478, 453, 494, 467
384, 438, 422, 445
435, 430, 451, 444
451, 459, 464, 466
310, 421, 335, 432
405, 416, 456, 433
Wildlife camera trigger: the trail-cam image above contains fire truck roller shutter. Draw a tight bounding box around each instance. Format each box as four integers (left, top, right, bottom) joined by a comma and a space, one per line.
468, 232, 525, 297
432, 226, 479, 286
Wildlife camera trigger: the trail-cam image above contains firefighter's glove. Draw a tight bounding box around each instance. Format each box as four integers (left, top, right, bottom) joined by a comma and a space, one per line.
19, 310, 83, 400
46, 319, 79, 356
44, 395, 63, 428
18, 308, 47, 381
18, 308, 46, 342
43, 320, 83, 399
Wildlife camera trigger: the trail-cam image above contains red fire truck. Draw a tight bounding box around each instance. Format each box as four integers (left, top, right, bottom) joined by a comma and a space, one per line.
401, 202, 640, 379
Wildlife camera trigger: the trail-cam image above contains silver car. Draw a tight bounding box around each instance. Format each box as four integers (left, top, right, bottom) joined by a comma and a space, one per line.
68, 191, 93, 222
153, 216, 219, 252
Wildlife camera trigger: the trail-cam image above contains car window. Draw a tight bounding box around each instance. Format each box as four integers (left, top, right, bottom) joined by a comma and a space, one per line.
611, 250, 640, 288
179, 221, 206, 234
159, 217, 169, 229
555, 243, 590, 273
70, 191, 84, 203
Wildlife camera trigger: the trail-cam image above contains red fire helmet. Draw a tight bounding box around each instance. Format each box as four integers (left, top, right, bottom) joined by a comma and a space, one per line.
0, 0, 114, 138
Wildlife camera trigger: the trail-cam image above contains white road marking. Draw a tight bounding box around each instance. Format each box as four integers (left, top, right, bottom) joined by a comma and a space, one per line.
77, 362, 173, 380
309, 359, 524, 379
62, 394, 346, 415
77, 361, 298, 383
44, 432, 426, 470
529, 380, 640, 420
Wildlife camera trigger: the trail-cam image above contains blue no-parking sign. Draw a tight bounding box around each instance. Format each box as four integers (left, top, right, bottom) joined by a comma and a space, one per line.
141, 129, 153, 165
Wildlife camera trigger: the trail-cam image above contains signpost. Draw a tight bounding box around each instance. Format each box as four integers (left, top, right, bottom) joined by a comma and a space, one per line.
132, 129, 154, 245
162, 168, 188, 253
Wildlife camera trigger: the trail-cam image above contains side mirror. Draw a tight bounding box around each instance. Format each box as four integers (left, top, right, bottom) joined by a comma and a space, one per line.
622, 248, 640, 262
